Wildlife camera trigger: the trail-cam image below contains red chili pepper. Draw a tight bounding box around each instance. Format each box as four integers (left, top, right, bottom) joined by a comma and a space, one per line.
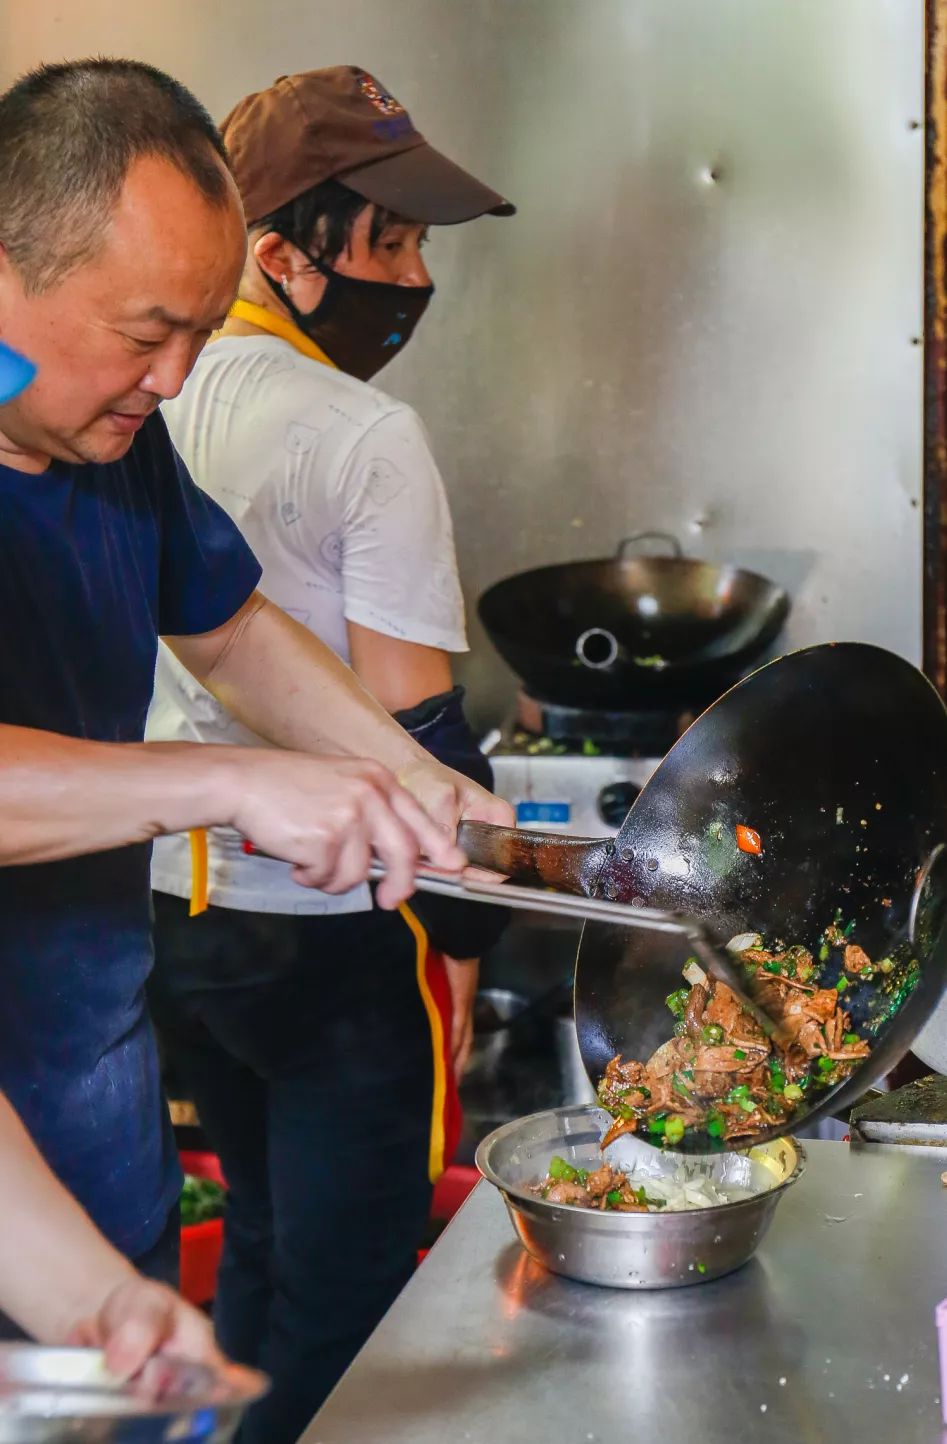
735, 824, 762, 855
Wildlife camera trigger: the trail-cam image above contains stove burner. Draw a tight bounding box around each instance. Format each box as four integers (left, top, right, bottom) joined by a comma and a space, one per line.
515, 690, 695, 757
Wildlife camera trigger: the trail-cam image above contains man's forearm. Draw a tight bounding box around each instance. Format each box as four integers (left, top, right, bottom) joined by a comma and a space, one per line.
0, 1091, 134, 1342
0, 724, 237, 865
172, 595, 429, 775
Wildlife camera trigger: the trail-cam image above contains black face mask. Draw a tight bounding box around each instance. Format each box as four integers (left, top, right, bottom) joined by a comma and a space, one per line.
263, 247, 433, 381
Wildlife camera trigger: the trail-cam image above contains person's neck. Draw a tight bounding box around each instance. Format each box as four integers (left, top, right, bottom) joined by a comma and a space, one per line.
0, 420, 51, 474
220, 288, 289, 341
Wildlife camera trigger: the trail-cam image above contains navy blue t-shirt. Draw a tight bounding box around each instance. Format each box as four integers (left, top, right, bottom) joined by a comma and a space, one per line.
0, 412, 261, 1256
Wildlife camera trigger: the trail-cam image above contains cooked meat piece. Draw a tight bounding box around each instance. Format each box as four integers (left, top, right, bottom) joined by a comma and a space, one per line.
646, 1037, 696, 1077
772, 975, 817, 994
824, 925, 845, 947
794, 1019, 827, 1057
603, 1055, 647, 1088
753, 978, 797, 1021
693, 1044, 760, 1073
741, 949, 776, 965
702, 982, 749, 1037
803, 989, 840, 1023
844, 944, 871, 975
613, 1201, 649, 1213
545, 1181, 591, 1206
586, 1165, 622, 1199
684, 983, 709, 1038
644, 1076, 674, 1112
693, 1069, 735, 1096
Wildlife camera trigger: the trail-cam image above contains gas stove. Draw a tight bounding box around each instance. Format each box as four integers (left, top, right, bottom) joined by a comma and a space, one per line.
484, 690, 695, 837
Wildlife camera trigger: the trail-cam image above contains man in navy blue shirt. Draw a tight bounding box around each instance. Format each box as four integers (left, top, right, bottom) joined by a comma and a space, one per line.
0, 58, 509, 1281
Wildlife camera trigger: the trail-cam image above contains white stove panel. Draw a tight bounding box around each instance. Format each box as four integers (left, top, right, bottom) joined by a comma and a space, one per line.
486, 753, 660, 837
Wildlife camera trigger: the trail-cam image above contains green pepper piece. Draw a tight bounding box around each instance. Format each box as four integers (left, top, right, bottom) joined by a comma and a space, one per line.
783, 1083, 804, 1103
575, 1168, 589, 1185
835, 977, 849, 994
733, 1048, 747, 1061
737, 1097, 757, 1114
701, 1023, 725, 1045
664, 1115, 686, 1144
665, 988, 689, 1018
706, 1113, 725, 1139
843, 1033, 859, 1046
606, 1190, 623, 1207
817, 1056, 835, 1074
548, 1155, 578, 1183
818, 943, 830, 963
648, 1115, 667, 1136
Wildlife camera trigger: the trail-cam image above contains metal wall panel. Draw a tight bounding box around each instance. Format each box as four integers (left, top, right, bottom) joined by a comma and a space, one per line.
0, 1, 924, 724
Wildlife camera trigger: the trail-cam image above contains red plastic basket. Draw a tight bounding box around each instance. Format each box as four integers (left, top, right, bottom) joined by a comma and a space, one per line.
179, 1151, 227, 1307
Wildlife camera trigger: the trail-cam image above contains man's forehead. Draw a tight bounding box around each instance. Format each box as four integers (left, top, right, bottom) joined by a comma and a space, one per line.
121, 300, 234, 328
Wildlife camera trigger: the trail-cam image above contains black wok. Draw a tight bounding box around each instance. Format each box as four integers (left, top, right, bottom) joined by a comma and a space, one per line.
458, 643, 947, 1151
477, 531, 791, 709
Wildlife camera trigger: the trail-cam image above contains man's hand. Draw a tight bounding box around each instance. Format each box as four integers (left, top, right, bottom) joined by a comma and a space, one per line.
227, 752, 468, 910
67, 1275, 262, 1392
444, 957, 480, 1079
395, 755, 514, 839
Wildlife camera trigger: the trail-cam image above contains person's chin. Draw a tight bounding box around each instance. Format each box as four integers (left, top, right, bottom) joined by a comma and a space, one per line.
76, 412, 149, 463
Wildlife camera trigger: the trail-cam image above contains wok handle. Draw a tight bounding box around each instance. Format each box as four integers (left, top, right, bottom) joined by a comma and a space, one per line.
456, 820, 610, 895
617, 530, 683, 560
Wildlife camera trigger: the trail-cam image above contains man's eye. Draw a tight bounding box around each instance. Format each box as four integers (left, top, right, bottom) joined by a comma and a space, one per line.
125, 334, 163, 352
382, 241, 403, 253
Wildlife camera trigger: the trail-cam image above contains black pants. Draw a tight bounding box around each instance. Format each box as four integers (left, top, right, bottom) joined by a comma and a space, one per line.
148, 893, 439, 1444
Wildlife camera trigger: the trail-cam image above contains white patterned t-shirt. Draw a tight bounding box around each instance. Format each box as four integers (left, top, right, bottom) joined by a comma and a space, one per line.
147, 333, 467, 915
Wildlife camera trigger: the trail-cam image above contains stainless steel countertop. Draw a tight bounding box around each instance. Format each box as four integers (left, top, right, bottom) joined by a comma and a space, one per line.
300, 1142, 947, 1444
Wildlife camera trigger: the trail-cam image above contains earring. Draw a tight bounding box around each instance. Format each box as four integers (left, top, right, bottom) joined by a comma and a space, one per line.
280, 275, 290, 294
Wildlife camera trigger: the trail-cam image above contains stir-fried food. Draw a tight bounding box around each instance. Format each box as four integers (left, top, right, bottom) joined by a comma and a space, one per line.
597, 918, 893, 1148
532, 1157, 666, 1211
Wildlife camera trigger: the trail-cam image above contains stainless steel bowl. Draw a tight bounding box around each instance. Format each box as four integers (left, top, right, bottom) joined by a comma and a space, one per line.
0, 1345, 267, 1442
476, 1104, 804, 1289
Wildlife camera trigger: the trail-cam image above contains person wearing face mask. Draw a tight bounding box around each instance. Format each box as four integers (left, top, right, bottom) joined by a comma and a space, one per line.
145, 67, 514, 1444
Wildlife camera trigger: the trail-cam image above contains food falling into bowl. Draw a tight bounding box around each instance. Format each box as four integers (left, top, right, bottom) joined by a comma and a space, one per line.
530, 1154, 752, 1212
594, 918, 919, 1151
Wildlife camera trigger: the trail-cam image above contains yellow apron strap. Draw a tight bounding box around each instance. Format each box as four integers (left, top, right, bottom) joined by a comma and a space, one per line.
228, 298, 338, 368
188, 828, 209, 916
398, 904, 448, 1183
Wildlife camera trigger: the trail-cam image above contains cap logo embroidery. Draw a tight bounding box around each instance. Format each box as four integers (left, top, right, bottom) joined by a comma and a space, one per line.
354, 71, 406, 118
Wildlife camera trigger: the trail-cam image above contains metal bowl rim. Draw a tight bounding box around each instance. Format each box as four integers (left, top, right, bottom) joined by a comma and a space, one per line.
0, 1344, 267, 1416
475, 1104, 806, 1221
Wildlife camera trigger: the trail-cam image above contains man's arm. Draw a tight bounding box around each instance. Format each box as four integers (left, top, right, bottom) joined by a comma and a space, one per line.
165, 592, 511, 837
0, 1089, 254, 1385
0, 724, 467, 908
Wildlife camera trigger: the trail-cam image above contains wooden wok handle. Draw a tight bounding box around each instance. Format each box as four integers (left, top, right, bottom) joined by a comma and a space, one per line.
456, 820, 610, 896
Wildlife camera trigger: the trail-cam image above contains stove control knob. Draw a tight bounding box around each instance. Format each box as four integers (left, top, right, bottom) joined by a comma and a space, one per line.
597, 781, 641, 828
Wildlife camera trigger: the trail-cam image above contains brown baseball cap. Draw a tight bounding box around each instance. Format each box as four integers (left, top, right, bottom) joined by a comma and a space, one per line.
221, 65, 515, 227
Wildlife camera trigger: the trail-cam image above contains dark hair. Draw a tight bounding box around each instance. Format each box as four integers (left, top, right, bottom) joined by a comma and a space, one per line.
0, 57, 232, 293
252, 178, 406, 262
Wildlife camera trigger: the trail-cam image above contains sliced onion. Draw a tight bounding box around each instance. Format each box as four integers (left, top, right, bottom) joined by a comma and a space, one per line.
726, 932, 762, 954
682, 959, 708, 987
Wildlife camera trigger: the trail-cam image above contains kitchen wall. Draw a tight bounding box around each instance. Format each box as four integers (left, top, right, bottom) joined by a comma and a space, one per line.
1, 0, 925, 726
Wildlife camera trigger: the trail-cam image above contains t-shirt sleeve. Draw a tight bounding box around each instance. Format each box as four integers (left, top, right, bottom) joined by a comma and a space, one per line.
150, 417, 262, 636
328, 405, 468, 652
